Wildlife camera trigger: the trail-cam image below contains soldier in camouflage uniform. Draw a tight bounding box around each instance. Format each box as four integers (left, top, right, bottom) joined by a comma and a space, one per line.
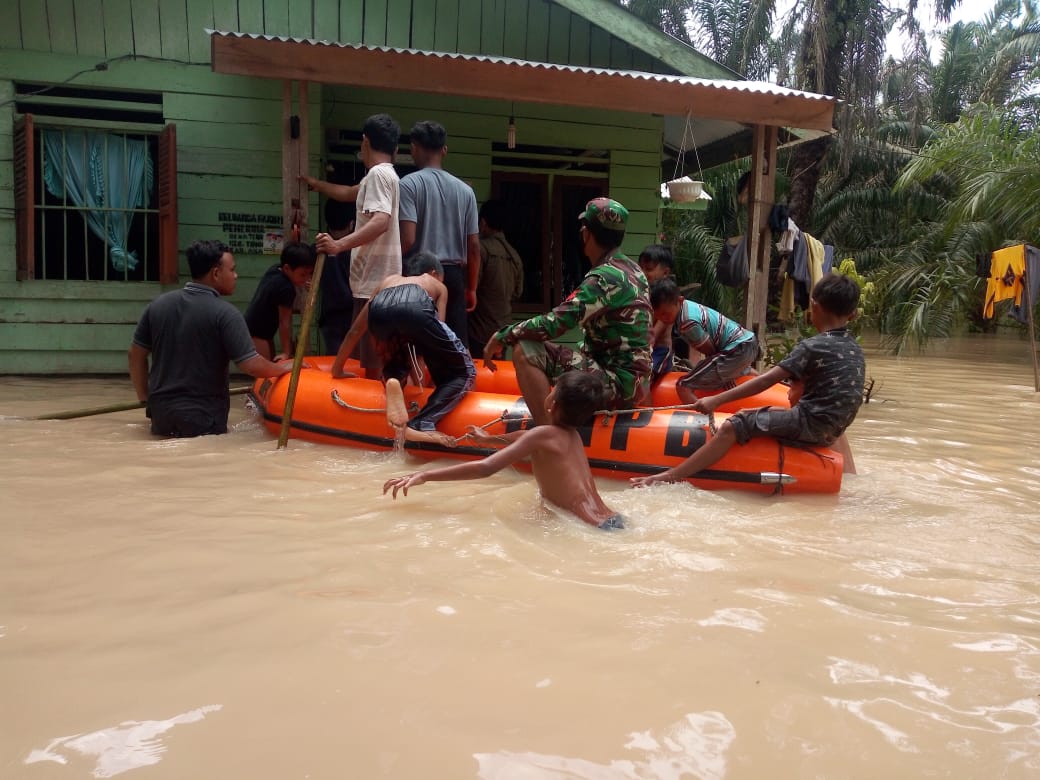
483, 197, 652, 426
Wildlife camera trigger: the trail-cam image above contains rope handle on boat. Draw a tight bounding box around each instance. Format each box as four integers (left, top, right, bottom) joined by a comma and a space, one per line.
454, 410, 532, 445
330, 388, 419, 415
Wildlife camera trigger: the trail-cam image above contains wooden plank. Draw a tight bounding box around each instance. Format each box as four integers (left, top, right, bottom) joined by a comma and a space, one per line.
158, 0, 190, 61
363, 0, 387, 45
263, 0, 290, 37
612, 149, 661, 166
568, 14, 590, 66
434, 0, 459, 51
4, 322, 141, 349
102, 0, 134, 56
288, 0, 314, 39
178, 199, 282, 230
609, 35, 633, 71
0, 298, 152, 323
164, 92, 282, 123
502, 0, 527, 59
456, 0, 482, 54
609, 164, 656, 189
238, 0, 264, 35
20, 0, 52, 52
130, 0, 162, 58
212, 0, 239, 33
186, 0, 214, 63
525, 0, 548, 62
74, 0, 107, 57
546, 4, 570, 63
480, 0, 505, 56
408, 0, 435, 49
340, 0, 363, 42
0, 1, 21, 49
386, 0, 412, 48
609, 188, 659, 212
176, 119, 282, 151
588, 25, 610, 68
0, 349, 135, 374
178, 146, 282, 175
178, 173, 282, 203
211, 36, 836, 130
46, 0, 79, 54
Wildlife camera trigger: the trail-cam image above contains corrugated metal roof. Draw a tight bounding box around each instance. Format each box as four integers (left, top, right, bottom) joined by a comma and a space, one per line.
206, 30, 834, 104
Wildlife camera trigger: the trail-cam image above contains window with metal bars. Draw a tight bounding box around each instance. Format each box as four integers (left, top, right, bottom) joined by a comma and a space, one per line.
13, 114, 178, 283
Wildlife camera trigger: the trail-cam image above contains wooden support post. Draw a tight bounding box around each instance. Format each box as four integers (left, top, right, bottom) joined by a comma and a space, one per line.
282, 80, 310, 241
742, 124, 779, 362
1028, 285, 1040, 392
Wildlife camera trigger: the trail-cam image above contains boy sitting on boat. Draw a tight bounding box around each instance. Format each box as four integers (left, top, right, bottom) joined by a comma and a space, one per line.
649, 277, 761, 398
331, 253, 476, 447
631, 273, 864, 487
382, 371, 625, 530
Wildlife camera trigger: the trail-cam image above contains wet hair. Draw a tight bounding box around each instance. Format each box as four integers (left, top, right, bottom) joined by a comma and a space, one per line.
580, 217, 624, 251
649, 278, 682, 309
280, 241, 317, 269
479, 199, 506, 230
553, 371, 604, 427
407, 252, 444, 277
324, 198, 356, 233
186, 239, 231, 279
362, 113, 401, 155
408, 120, 447, 151
638, 244, 674, 272
811, 273, 861, 317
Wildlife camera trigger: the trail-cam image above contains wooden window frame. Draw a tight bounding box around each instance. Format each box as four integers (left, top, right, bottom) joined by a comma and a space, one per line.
12, 114, 178, 283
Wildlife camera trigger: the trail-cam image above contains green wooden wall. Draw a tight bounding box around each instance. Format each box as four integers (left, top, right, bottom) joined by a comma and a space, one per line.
0, 0, 717, 373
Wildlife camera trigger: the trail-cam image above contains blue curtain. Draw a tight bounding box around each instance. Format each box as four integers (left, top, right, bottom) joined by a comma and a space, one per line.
42, 129, 154, 274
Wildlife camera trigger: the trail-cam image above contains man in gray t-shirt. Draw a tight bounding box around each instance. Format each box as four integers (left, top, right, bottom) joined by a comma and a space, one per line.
129, 240, 292, 437
399, 120, 480, 348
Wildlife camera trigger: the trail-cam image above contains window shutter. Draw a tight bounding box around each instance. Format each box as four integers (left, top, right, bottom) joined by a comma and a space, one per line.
13, 114, 34, 281
158, 123, 178, 284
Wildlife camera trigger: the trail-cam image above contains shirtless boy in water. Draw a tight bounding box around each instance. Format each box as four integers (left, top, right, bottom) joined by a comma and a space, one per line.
332, 253, 475, 446
382, 371, 625, 530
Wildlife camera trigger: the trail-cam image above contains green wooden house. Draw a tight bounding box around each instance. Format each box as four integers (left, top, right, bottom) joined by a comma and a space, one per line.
0, 0, 834, 374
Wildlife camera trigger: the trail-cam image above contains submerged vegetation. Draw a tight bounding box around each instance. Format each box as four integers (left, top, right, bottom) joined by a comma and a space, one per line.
621, 0, 1040, 351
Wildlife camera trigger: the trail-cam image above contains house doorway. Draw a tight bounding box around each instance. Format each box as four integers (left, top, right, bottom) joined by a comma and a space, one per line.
491, 172, 606, 313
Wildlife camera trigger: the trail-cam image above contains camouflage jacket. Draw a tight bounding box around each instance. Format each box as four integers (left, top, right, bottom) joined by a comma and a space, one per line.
494, 251, 652, 402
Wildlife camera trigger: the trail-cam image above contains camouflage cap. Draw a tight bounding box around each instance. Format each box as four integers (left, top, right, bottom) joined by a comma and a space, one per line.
578, 198, 628, 231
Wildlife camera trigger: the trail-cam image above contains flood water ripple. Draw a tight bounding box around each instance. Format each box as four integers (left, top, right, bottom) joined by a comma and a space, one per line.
2, 334, 1039, 778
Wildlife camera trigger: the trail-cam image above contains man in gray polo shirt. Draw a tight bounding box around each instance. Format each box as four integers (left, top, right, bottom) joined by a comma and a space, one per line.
399, 120, 480, 349
128, 239, 293, 437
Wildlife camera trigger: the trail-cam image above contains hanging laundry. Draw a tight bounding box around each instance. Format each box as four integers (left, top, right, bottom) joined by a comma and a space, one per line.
1008, 245, 1040, 324
983, 244, 1026, 319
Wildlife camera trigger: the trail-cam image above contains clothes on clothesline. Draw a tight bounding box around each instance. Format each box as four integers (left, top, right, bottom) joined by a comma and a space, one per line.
983, 244, 1027, 319
779, 230, 831, 322
1007, 245, 1040, 324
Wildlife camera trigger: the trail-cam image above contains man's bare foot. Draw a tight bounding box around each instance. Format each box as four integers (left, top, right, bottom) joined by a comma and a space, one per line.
385, 378, 410, 429
402, 428, 458, 447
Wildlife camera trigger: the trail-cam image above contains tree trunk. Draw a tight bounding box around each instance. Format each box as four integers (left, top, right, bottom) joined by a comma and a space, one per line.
787, 135, 833, 231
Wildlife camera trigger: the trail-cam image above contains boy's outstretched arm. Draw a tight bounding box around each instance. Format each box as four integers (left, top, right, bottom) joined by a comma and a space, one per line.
276, 304, 294, 359
331, 303, 370, 378
383, 428, 549, 498
692, 364, 792, 413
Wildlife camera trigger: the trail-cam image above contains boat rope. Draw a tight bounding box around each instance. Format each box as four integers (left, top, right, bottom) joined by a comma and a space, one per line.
594, 403, 718, 434
330, 388, 419, 415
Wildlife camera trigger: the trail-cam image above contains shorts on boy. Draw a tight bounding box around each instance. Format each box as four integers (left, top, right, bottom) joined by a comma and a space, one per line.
367, 284, 475, 431
676, 338, 761, 392
516, 340, 623, 409
727, 404, 836, 448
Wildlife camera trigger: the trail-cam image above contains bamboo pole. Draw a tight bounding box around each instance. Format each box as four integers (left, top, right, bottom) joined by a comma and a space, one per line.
277, 252, 325, 448
31, 387, 252, 420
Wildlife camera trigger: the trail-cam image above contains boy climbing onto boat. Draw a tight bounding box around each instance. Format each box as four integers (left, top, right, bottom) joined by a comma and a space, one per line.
331, 253, 475, 447
631, 273, 864, 487
382, 371, 625, 530
649, 277, 761, 397
243, 241, 317, 360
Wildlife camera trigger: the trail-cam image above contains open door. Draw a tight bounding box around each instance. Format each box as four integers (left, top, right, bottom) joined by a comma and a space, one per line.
491, 173, 607, 312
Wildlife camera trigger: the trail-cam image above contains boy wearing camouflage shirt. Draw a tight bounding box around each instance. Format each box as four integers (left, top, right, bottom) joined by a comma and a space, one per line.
483, 198, 652, 426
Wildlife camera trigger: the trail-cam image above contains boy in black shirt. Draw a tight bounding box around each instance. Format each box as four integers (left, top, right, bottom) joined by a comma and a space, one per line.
244, 242, 316, 360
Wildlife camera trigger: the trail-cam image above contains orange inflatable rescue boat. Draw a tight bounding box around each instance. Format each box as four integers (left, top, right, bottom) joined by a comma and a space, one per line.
249, 357, 844, 494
